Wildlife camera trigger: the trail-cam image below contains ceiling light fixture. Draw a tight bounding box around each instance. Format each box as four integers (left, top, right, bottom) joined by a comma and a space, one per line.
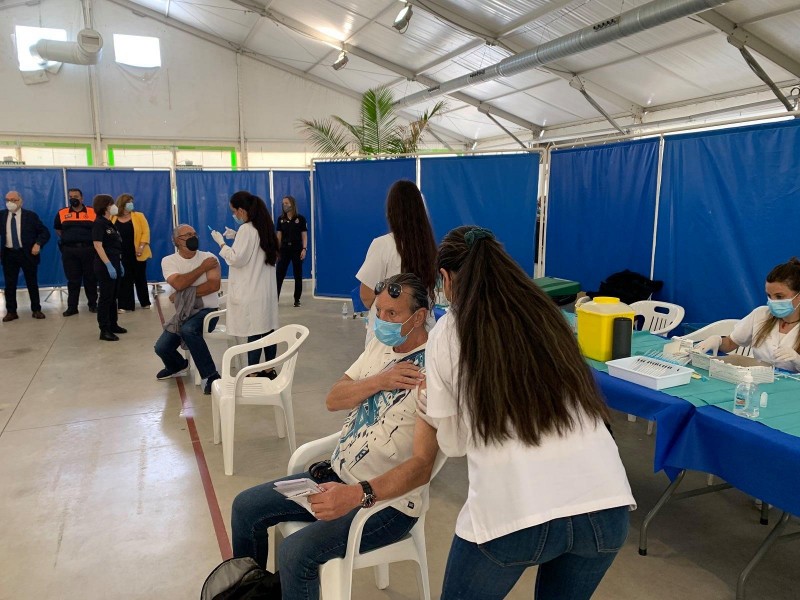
393, 3, 413, 33
332, 50, 348, 71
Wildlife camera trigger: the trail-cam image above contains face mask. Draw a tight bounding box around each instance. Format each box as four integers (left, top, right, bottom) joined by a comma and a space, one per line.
767, 293, 799, 318
108, 205, 119, 216
125, 202, 134, 212
185, 236, 199, 251
373, 312, 415, 347
6, 201, 19, 212
69, 198, 81, 208
233, 215, 244, 226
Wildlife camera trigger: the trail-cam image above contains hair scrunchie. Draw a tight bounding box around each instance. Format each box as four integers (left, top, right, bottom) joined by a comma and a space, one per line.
464, 227, 495, 249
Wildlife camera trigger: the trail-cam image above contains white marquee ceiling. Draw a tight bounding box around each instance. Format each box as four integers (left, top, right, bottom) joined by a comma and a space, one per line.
117, 0, 800, 145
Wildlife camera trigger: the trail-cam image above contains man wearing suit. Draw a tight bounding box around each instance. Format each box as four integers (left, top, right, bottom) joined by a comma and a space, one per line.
2, 191, 51, 322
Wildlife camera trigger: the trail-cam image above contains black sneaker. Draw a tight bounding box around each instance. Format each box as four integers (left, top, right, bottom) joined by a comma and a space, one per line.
203, 373, 222, 395
293, 300, 301, 307
156, 359, 190, 380
111, 326, 128, 334
62, 308, 79, 317
88, 306, 98, 313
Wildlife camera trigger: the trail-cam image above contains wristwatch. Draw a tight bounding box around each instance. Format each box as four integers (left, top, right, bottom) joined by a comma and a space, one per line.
358, 481, 377, 508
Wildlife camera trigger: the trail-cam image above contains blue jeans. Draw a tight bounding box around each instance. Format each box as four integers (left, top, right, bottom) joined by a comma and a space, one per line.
154, 308, 218, 379
231, 471, 418, 600
441, 506, 629, 600
247, 331, 277, 367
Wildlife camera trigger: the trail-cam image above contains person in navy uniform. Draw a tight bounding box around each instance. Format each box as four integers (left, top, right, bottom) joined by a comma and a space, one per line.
91, 195, 127, 342
1, 190, 51, 322
275, 195, 307, 307
54, 188, 98, 316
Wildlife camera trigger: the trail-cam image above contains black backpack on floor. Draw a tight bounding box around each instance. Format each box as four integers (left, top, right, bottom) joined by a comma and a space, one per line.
201, 557, 281, 600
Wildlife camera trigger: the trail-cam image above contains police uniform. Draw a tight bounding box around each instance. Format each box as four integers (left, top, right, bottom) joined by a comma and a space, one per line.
276, 212, 307, 303
92, 215, 123, 334
55, 204, 97, 311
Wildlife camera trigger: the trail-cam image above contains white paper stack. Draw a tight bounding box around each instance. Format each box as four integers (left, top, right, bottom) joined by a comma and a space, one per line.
274, 478, 324, 515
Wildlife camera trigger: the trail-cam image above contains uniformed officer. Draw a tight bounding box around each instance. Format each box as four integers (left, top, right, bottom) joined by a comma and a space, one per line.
275, 195, 307, 307
55, 188, 98, 316
91, 194, 127, 341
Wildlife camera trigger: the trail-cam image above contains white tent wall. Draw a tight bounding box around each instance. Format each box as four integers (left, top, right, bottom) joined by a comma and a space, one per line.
0, 0, 362, 157
0, 0, 93, 137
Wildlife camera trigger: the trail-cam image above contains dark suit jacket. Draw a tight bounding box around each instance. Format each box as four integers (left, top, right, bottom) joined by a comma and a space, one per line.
0, 208, 51, 264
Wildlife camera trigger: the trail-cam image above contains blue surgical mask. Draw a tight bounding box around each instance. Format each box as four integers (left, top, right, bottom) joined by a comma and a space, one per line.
233, 215, 244, 226
767, 293, 799, 318
373, 312, 415, 347
125, 202, 134, 212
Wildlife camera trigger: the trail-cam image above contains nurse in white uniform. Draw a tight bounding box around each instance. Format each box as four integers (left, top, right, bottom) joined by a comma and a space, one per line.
696, 258, 800, 372
211, 191, 280, 376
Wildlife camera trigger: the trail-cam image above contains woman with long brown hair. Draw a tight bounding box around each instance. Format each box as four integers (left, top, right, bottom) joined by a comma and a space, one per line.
356, 179, 437, 345
423, 225, 634, 600
696, 258, 800, 371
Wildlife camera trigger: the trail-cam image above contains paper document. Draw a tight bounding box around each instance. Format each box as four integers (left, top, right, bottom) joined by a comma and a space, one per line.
274, 478, 324, 515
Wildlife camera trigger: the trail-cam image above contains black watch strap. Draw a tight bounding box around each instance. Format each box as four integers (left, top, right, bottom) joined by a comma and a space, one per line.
358, 480, 376, 507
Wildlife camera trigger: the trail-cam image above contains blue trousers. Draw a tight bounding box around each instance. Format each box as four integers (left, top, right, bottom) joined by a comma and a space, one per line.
441, 506, 629, 600
231, 471, 417, 600
154, 308, 218, 379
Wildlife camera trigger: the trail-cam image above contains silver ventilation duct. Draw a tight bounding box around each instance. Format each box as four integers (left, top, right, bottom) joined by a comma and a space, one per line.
394, 0, 729, 109
31, 29, 103, 66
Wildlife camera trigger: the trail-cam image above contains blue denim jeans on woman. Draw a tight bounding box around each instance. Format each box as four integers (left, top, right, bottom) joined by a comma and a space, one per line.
441, 506, 629, 600
231, 471, 418, 600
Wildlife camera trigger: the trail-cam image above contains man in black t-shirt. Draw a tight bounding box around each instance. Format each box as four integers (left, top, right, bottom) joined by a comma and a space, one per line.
275, 195, 307, 307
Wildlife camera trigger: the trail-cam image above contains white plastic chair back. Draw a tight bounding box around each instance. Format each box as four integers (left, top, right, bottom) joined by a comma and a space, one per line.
211, 324, 310, 475
630, 300, 685, 336
272, 434, 446, 599
684, 319, 753, 357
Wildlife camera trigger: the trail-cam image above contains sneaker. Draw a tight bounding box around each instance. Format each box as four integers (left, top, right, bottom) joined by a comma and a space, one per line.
118, 309, 129, 314
142, 304, 152, 309
294, 300, 301, 307
156, 359, 190, 380
203, 373, 222, 395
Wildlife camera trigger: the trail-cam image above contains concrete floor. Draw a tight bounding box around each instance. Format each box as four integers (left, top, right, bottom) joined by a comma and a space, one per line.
0, 288, 798, 599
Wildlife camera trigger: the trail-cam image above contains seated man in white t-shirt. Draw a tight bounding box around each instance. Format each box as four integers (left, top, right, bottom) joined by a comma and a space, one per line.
154, 224, 222, 394
230, 273, 438, 600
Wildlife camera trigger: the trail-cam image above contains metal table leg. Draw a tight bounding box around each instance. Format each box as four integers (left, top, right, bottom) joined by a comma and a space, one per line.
736, 512, 799, 600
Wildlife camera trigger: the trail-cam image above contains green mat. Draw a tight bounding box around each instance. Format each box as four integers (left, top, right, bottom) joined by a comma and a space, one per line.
589, 331, 800, 436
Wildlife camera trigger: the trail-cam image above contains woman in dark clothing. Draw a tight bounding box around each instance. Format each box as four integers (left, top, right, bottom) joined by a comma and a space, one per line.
275, 195, 307, 307
112, 193, 152, 311
91, 195, 127, 341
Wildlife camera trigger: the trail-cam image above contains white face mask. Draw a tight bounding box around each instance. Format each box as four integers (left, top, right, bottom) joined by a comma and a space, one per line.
109, 205, 119, 216
6, 201, 20, 212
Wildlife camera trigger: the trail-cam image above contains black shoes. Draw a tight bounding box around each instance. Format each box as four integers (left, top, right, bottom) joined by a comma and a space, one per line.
156, 359, 190, 380
203, 373, 222, 395
2, 312, 19, 322
63, 308, 79, 317
111, 326, 127, 334
32, 311, 46, 319
294, 300, 301, 307
99, 330, 119, 341
88, 306, 98, 313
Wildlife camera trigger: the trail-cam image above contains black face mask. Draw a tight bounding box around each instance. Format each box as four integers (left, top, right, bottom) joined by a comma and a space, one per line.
69, 198, 81, 208
184, 236, 199, 251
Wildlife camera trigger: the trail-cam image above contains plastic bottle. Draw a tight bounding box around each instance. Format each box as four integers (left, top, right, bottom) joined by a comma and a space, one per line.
341, 302, 348, 319
733, 372, 759, 419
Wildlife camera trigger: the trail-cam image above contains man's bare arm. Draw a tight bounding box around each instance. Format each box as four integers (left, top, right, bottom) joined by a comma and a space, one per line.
166, 256, 218, 291
326, 364, 424, 412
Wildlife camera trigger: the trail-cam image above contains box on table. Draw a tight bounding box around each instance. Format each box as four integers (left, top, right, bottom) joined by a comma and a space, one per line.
606, 356, 693, 390
708, 354, 774, 384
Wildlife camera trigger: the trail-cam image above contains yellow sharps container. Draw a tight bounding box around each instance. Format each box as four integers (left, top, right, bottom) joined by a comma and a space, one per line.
576, 297, 635, 362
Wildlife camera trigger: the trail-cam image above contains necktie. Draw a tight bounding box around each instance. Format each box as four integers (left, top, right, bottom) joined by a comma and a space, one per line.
11, 213, 21, 250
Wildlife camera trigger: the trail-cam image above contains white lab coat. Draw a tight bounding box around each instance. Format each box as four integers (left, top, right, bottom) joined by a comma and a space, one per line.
218, 222, 278, 337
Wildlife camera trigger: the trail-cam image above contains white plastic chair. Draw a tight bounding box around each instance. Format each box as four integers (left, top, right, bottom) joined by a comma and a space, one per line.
184, 294, 234, 386
630, 300, 685, 336
575, 295, 591, 308
683, 319, 754, 357
627, 301, 685, 434
211, 324, 310, 475
269, 433, 446, 600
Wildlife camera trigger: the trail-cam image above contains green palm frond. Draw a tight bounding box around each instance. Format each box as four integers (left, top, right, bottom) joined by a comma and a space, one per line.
360, 87, 398, 155
297, 88, 445, 157
295, 118, 353, 156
